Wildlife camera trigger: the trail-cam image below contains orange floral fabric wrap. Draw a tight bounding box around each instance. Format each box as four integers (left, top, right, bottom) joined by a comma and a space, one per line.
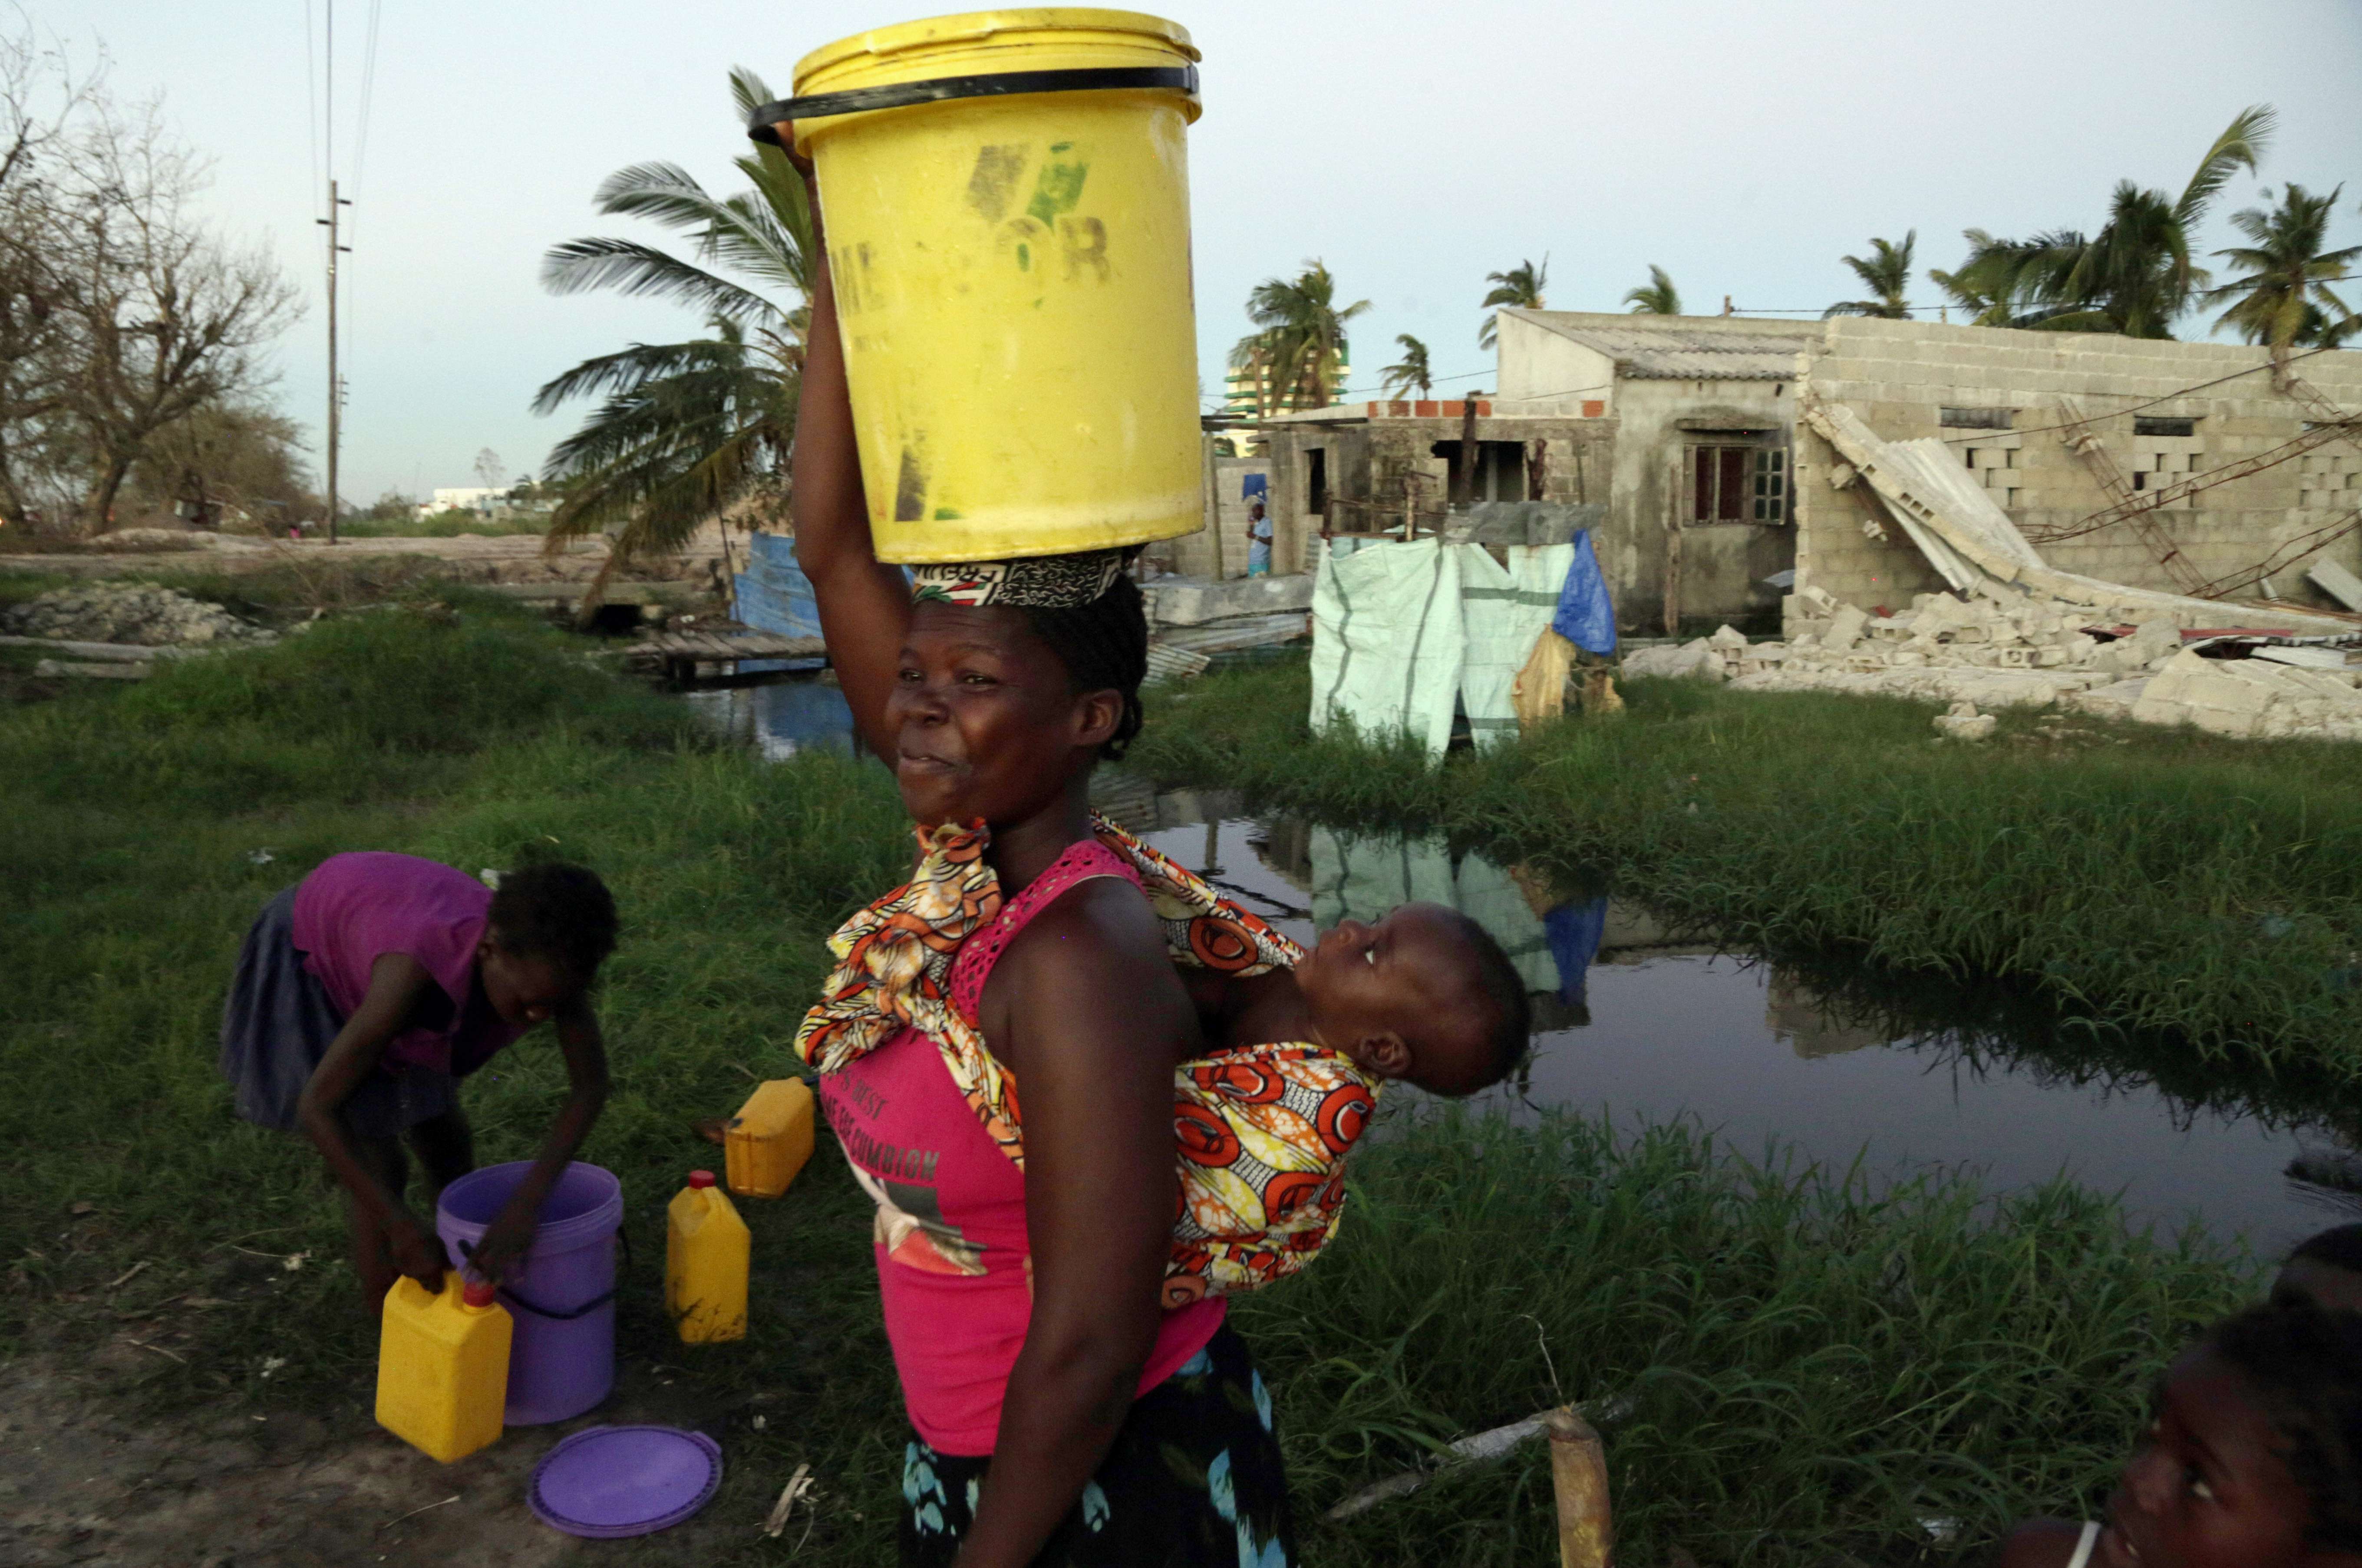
793, 813, 1377, 1300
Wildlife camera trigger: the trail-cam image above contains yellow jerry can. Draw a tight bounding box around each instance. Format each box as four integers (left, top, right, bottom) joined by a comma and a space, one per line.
376, 1274, 511, 1463
666, 1171, 751, 1344
726, 1077, 817, 1198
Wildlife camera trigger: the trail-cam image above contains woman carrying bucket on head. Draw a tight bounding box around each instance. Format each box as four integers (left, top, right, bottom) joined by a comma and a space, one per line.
764, 13, 1295, 1562
218, 852, 617, 1311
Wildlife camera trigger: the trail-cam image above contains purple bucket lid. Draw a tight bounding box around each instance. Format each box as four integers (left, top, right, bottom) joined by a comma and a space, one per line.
528, 1425, 722, 1538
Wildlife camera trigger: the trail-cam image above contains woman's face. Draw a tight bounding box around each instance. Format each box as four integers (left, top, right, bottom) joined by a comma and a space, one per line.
884, 602, 1115, 828
2095, 1347, 2316, 1568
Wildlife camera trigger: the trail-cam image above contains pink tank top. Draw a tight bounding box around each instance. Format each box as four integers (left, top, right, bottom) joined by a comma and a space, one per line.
818, 838, 1226, 1456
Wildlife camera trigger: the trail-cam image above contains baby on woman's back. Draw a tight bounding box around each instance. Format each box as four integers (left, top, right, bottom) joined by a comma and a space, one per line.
1154, 899, 1532, 1301
1180, 902, 1532, 1097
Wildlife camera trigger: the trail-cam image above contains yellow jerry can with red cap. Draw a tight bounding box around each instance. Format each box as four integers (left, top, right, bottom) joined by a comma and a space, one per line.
376, 1273, 512, 1463
666, 1171, 751, 1344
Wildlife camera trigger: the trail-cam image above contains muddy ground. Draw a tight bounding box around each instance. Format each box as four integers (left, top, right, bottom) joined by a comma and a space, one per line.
0, 1345, 823, 1567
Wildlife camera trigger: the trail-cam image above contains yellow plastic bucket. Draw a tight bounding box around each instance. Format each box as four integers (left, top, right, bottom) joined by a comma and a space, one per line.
758, 10, 1204, 564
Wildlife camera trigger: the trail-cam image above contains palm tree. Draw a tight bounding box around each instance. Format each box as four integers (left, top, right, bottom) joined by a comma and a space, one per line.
1380, 334, 1433, 399
1229, 261, 1369, 412
1931, 106, 2273, 338
1623, 266, 1682, 316
2207, 182, 2359, 367
1824, 231, 1915, 318
534, 67, 814, 563
1477, 256, 1548, 349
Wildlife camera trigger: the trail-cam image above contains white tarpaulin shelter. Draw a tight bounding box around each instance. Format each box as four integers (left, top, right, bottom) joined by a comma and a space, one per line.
1460, 544, 1575, 745
1310, 538, 1466, 756
1310, 538, 1574, 756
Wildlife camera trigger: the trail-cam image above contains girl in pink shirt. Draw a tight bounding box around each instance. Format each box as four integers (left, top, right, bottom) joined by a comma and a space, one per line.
218, 853, 616, 1310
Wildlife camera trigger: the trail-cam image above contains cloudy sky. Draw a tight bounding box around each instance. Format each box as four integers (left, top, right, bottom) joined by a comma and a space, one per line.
56, 0, 2362, 502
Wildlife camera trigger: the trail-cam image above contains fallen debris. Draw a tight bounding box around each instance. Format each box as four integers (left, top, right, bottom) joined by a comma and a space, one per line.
1932, 701, 1997, 741
763, 1462, 815, 1538
34, 659, 149, 680
1, 584, 273, 646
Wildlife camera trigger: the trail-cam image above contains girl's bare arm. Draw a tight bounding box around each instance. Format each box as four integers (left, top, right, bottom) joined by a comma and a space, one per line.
295, 953, 447, 1286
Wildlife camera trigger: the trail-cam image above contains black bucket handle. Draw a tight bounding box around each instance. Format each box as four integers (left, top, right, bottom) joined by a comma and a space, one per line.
456, 1229, 630, 1322
747, 64, 1198, 144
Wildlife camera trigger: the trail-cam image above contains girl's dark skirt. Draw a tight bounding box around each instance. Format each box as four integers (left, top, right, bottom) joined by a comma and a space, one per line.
899, 1324, 1294, 1567
218, 887, 457, 1140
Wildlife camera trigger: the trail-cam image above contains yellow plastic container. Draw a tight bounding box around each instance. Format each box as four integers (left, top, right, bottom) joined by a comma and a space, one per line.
726, 1077, 818, 1198
666, 1171, 751, 1344
783, 9, 1204, 563
375, 1275, 511, 1463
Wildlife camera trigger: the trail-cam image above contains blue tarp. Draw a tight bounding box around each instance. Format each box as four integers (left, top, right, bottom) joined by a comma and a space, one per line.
1241, 473, 1269, 500
735, 531, 824, 641
1550, 529, 1616, 655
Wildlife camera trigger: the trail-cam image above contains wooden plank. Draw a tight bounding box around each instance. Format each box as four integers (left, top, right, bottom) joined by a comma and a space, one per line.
0, 636, 203, 661
632, 632, 828, 662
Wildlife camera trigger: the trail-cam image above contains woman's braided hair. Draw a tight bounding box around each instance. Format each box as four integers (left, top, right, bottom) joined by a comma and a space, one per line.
1020, 572, 1148, 762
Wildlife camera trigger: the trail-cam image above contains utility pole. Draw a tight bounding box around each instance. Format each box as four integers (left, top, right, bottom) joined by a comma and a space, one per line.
318, 181, 351, 543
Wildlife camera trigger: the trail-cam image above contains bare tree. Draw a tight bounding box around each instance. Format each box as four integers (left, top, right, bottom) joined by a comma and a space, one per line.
0, 24, 98, 525
0, 23, 297, 534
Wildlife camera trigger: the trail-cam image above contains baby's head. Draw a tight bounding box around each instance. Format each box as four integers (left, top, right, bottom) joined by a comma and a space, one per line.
1295, 902, 1530, 1097
476, 863, 618, 1025
2274, 1225, 2362, 1316
2094, 1302, 2362, 1568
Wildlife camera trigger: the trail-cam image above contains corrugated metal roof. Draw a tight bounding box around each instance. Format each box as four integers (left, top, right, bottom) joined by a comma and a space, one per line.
1514, 312, 1812, 380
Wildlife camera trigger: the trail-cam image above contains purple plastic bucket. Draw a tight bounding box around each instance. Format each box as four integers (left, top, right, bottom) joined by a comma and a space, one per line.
436, 1160, 622, 1426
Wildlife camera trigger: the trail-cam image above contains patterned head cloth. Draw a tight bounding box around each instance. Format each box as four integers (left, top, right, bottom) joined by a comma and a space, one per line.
909, 547, 1136, 609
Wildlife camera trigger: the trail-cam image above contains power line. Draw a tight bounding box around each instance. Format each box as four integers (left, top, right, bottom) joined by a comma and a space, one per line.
352, 0, 383, 197
301, 0, 320, 240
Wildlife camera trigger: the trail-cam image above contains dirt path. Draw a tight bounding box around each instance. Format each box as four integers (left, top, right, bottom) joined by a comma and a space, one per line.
0, 1349, 762, 1567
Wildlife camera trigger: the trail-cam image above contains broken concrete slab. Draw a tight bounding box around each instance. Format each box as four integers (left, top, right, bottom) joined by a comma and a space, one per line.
1143, 573, 1316, 628
2065, 678, 2151, 721
1933, 701, 1998, 741
1622, 639, 1723, 681
2307, 559, 2362, 613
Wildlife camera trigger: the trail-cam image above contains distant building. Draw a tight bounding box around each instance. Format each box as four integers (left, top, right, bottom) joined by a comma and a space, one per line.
1223, 340, 1353, 422
425, 486, 507, 517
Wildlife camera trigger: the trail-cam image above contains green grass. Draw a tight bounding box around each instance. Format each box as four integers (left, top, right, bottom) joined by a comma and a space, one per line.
1132, 656, 2362, 1078
0, 597, 2272, 1565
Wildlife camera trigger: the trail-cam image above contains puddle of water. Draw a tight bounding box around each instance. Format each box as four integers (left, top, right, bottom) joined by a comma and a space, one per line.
679, 676, 859, 762
674, 703, 2356, 1257
1100, 780, 2359, 1259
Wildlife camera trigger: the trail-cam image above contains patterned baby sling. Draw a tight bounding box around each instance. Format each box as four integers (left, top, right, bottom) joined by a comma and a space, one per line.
795, 813, 1377, 1303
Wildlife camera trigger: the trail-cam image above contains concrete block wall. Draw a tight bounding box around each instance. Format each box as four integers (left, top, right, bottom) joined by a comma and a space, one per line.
1158, 450, 1268, 580
1260, 415, 1614, 576
1795, 317, 2362, 611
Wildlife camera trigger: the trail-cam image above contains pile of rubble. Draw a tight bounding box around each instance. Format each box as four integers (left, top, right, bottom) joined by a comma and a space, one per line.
0, 584, 274, 646
1623, 582, 2362, 742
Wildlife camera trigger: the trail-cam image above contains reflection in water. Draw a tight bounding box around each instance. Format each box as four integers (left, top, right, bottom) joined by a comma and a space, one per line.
681, 676, 859, 762
1090, 777, 2362, 1258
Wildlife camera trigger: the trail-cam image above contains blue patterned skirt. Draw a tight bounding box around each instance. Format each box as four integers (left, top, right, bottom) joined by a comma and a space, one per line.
900, 1324, 1294, 1567
217, 887, 457, 1140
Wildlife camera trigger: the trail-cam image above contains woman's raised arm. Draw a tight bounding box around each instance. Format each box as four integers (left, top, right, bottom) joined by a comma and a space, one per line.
788, 153, 910, 759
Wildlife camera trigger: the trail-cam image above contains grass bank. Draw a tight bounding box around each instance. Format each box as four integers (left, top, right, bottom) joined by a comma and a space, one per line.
1130, 656, 2362, 1078
0, 600, 2262, 1564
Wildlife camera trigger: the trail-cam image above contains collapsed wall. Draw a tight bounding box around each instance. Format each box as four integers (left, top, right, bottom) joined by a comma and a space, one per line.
1620, 397, 2362, 741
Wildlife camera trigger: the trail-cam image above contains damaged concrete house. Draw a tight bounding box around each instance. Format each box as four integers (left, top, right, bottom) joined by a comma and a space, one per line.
1158, 306, 2362, 742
